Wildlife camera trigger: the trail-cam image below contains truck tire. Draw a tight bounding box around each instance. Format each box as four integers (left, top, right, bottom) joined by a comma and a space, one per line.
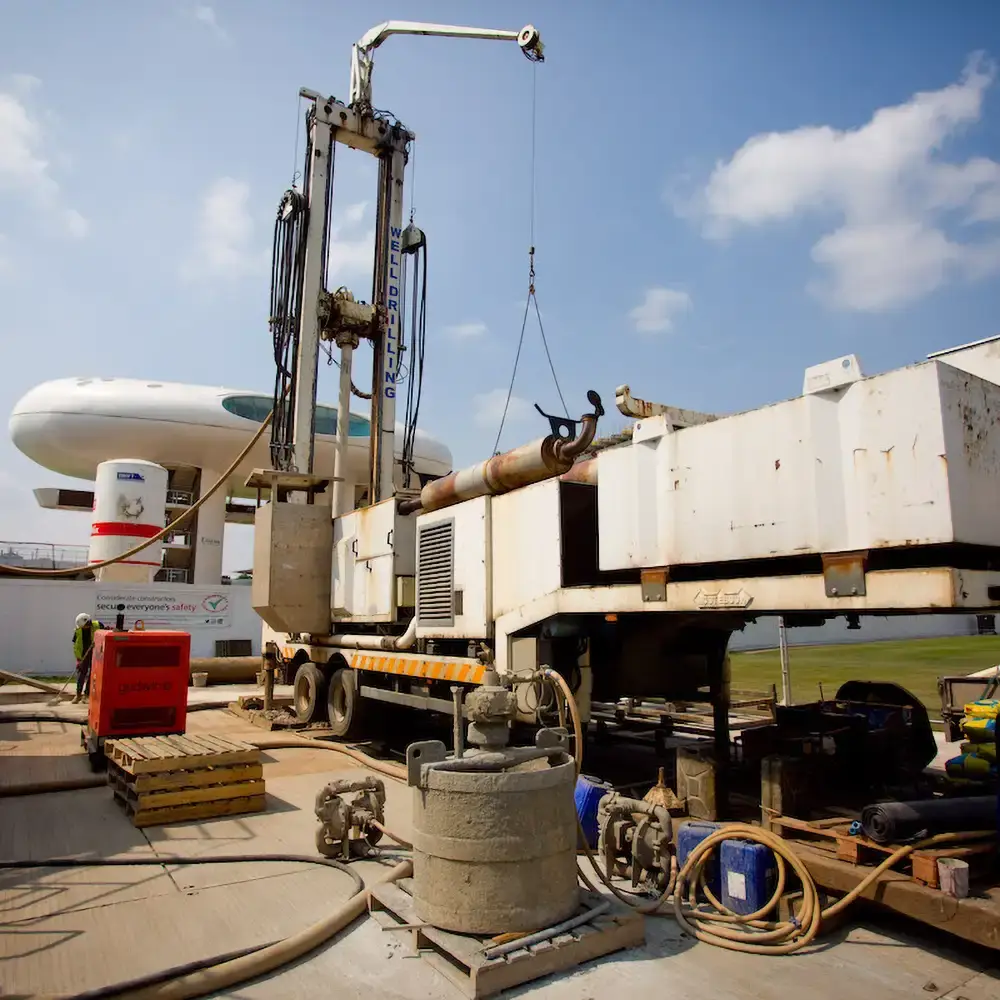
327, 667, 366, 739
294, 662, 329, 724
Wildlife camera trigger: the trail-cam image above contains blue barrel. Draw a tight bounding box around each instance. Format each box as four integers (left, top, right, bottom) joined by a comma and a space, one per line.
574, 774, 612, 848
676, 820, 722, 899
720, 839, 777, 916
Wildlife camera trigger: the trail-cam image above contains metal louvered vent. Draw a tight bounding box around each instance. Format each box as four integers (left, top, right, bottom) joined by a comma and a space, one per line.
417, 520, 455, 627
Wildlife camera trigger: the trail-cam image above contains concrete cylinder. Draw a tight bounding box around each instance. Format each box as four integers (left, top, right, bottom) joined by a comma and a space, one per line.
410, 750, 579, 935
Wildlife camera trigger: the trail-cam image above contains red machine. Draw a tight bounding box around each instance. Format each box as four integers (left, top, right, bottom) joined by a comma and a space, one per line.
84, 628, 191, 766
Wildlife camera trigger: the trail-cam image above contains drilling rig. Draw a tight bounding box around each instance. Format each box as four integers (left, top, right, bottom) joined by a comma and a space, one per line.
250, 19, 1000, 771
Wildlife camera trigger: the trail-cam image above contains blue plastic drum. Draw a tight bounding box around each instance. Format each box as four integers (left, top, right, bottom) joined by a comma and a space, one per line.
574, 774, 612, 848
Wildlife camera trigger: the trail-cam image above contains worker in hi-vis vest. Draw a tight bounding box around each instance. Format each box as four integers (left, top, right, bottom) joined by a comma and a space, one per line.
72, 613, 105, 703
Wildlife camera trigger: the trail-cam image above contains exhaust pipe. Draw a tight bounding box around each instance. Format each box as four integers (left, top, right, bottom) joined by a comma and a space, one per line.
399, 391, 603, 515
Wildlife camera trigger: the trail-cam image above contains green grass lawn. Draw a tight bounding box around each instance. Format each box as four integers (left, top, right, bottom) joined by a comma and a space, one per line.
730, 635, 1000, 713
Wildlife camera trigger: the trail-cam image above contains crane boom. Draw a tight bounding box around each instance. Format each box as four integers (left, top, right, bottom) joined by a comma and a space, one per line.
350, 21, 543, 108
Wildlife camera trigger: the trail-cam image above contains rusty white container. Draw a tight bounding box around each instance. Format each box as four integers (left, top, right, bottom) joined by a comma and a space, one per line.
598, 360, 1000, 572
89, 459, 167, 583
407, 743, 579, 935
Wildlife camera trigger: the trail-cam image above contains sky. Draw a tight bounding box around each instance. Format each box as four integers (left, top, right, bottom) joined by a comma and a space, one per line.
1, 0, 999, 573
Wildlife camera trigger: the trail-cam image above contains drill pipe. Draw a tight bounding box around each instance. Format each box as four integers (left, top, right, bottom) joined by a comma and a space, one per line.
399, 406, 601, 515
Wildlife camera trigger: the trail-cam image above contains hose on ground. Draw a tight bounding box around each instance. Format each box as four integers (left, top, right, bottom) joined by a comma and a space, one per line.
0, 702, 235, 727
0, 398, 277, 577
248, 736, 407, 783
1, 854, 362, 1000
369, 818, 412, 849
11, 857, 412, 1000
537, 665, 997, 953
669, 823, 996, 955
0, 734, 408, 798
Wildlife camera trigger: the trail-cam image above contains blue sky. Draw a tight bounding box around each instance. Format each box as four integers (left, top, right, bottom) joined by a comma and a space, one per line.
1, 0, 999, 572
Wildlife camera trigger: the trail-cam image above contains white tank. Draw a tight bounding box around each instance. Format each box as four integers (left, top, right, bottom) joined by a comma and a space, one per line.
89, 459, 168, 583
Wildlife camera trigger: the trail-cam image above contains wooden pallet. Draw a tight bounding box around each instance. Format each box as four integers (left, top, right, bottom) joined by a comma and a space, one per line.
773, 815, 997, 889
106, 734, 260, 773
105, 734, 266, 828
369, 878, 645, 999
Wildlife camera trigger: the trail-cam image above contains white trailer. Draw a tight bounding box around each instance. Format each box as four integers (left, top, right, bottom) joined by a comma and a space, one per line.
249, 20, 1000, 753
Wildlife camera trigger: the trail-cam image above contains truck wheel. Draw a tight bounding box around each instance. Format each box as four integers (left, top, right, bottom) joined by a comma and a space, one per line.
294, 663, 329, 724
327, 667, 366, 739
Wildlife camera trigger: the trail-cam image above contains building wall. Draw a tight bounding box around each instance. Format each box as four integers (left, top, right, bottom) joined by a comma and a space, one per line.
729, 613, 981, 652
0, 579, 260, 675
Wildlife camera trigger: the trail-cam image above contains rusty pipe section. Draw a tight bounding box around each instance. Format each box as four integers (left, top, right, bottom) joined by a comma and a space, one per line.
560, 457, 597, 486
400, 393, 603, 515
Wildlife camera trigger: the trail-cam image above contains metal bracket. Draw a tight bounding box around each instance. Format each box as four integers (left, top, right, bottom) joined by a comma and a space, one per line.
535, 390, 604, 441
406, 739, 447, 787
640, 569, 669, 603
822, 551, 868, 598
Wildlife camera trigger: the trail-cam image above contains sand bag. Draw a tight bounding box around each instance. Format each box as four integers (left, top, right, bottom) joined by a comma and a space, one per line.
961, 716, 996, 742
963, 699, 1000, 720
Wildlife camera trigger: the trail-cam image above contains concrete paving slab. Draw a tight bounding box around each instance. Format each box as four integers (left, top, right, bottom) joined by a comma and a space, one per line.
0, 786, 174, 924
1, 866, 424, 998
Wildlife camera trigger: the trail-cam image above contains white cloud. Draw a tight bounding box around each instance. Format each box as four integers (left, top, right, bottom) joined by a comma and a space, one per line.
628, 287, 692, 333
193, 5, 230, 42
473, 389, 531, 429
181, 176, 265, 281
444, 321, 488, 339
688, 54, 1000, 311
0, 78, 87, 239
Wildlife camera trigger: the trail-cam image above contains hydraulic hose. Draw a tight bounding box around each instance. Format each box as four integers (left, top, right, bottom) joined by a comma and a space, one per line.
538, 667, 583, 775
0, 400, 277, 578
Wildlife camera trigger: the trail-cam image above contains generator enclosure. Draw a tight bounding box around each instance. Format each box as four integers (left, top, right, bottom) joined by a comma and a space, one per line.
88, 629, 191, 738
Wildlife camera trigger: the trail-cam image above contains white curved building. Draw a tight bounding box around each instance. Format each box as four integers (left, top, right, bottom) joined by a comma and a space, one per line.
10, 376, 453, 584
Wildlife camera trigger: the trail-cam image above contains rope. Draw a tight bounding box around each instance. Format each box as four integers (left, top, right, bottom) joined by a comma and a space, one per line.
492, 64, 568, 453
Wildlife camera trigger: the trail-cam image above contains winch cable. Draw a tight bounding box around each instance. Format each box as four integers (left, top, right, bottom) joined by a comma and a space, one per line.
0, 401, 278, 578
539, 668, 997, 953
493, 64, 568, 454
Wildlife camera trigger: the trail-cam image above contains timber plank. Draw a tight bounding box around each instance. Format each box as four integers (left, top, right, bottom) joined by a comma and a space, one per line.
130, 763, 263, 793
129, 779, 265, 810
369, 881, 644, 998
128, 793, 267, 828
791, 841, 1000, 951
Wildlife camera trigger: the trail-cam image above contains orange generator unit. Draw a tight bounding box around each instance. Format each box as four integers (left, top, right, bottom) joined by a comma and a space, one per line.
83, 628, 191, 767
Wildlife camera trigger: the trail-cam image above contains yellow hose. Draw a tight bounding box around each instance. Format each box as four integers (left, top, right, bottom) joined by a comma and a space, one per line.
536, 666, 996, 953
0, 402, 276, 577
